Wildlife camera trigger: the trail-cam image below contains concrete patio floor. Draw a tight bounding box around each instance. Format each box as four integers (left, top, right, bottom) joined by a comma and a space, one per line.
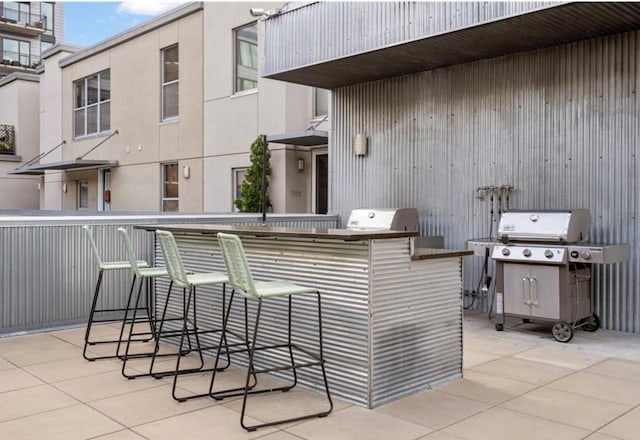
2, 310, 640, 440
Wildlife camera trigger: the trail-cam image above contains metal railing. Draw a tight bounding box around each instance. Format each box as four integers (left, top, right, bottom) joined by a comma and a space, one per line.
0, 6, 44, 28
1, 50, 39, 69
0, 124, 15, 155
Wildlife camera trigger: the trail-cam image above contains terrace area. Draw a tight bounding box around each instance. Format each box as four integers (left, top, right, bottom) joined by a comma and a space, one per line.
1, 311, 640, 440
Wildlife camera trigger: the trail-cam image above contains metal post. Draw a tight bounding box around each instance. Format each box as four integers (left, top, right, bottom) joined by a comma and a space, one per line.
261, 134, 267, 224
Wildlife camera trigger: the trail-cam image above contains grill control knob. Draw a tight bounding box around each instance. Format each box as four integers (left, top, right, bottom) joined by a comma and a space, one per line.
570, 250, 579, 259
501, 248, 511, 256
544, 250, 554, 259
522, 248, 532, 257
581, 250, 592, 260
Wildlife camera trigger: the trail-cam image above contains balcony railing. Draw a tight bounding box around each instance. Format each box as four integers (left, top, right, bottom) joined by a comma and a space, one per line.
0, 124, 15, 155
0, 6, 45, 29
1, 50, 40, 69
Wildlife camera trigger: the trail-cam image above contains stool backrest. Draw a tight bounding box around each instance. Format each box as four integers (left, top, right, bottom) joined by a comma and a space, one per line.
117, 228, 143, 277
217, 232, 258, 298
156, 230, 189, 287
82, 225, 103, 268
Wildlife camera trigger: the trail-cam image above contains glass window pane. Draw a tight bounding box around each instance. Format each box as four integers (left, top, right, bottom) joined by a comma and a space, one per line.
314, 88, 329, 117
87, 75, 98, 105
4, 39, 18, 62
4, 2, 18, 21
87, 105, 97, 134
163, 45, 178, 83
41, 41, 53, 54
162, 200, 179, 212
100, 70, 110, 101
99, 101, 110, 132
41, 2, 53, 35
235, 23, 257, 92
78, 181, 89, 209
74, 109, 85, 137
163, 82, 178, 119
74, 80, 85, 109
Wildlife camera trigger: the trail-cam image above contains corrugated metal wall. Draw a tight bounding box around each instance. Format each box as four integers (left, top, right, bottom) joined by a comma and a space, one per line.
263, 1, 557, 75
370, 239, 462, 406
331, 30, 639, 332
155, 233, 463, 407
0, 214, 339, 334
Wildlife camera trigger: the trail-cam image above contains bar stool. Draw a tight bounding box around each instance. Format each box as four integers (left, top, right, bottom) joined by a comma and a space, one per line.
82, 225, 151, 361
118, 227, 191, 379
155, 229, 233, 401
212, 232, 333, 432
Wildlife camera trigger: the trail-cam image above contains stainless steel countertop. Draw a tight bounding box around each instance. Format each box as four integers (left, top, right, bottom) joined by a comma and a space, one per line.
135, 223, 418, 241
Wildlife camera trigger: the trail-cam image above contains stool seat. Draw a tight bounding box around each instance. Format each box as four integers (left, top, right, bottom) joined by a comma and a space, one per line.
185, 272, 228, 287
100, 260, 149, 270
138, 267, 169, 278
253, 280, 317, 297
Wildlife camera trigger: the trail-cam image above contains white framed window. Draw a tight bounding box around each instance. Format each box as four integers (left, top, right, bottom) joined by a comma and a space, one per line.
77, 180, 89, 210
234, 23, 257, 93
161, 44, 178, 121
162, 163, 179, 212
1, 37, 30, 66
314, 88, 330, 117
74, 69, 110, 138
232, 167, 246, 211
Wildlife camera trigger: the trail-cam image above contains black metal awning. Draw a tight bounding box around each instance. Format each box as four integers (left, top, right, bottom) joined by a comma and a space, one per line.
8, 159, 118, 175
266, 130, 328, 146
264, 2, 640, 89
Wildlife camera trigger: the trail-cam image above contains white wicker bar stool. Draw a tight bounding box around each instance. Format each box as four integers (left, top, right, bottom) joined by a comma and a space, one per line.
155, 229, 234, 401
82, 225, 152, 361
211, 232, 333, 432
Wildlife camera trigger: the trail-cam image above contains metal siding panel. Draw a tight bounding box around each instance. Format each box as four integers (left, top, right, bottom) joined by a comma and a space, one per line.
330, 31, 639, 333
0, 214, 339, 334
264, 1, 561, 76
155, 233, 371, 406
370, 239, 462, 406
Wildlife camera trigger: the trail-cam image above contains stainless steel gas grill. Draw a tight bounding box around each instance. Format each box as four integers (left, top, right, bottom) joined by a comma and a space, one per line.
346, 208, 419, 231
468, 209, 630, 342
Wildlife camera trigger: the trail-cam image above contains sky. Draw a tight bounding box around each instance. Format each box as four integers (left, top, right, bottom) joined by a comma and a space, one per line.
64, 1, 189, 47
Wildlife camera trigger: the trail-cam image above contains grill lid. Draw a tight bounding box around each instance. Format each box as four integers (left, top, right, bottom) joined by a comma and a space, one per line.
347, 208, 418, 231
498, 209, 591, 243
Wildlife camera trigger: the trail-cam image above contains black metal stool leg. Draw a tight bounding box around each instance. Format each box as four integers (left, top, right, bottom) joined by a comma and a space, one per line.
83, 269, 105, 361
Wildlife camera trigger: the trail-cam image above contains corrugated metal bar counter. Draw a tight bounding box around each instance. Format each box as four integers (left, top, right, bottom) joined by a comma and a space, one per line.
136, 223, 471, 408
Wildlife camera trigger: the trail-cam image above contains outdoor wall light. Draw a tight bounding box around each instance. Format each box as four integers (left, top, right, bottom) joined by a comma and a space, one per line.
354, 133, 368, 156
62, 183, 67, 193
297, 158, 305, 173
249, 8, 268, 16
183, 165, 190, 179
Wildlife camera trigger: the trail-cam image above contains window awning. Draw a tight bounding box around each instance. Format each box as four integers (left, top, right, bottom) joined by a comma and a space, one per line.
7, 159, 118, 175
266, 130, 328, 146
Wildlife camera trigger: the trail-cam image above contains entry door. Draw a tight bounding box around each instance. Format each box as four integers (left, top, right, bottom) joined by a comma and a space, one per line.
312, 149, 328, 214
101, 169, 111, 211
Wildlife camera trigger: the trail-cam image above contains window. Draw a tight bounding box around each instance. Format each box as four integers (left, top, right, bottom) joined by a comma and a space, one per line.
40, 2, 54, 35
162, 163, 179, 212
1, 37, 30, 66
74, 70, 110, 138
235, 23, 257, 93
2, 2, 29, 23
314, 88, 330, 117
77, 181, 89, 210
232, 167, 246, 211
161, 44, 178, 120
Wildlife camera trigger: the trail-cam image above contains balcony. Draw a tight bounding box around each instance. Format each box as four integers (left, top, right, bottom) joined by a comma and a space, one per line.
0, 124, 15, 155
0, 6, 46, 36
0, 51, 40, 76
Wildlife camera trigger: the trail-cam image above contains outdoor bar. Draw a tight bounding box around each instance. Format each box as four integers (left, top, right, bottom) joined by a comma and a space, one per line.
135, 223, 472, 408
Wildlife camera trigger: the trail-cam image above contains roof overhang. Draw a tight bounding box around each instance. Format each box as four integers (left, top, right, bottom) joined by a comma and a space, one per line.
266, 130, 328, 146
264, 2, 640, 89
7, 159, 117, 175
